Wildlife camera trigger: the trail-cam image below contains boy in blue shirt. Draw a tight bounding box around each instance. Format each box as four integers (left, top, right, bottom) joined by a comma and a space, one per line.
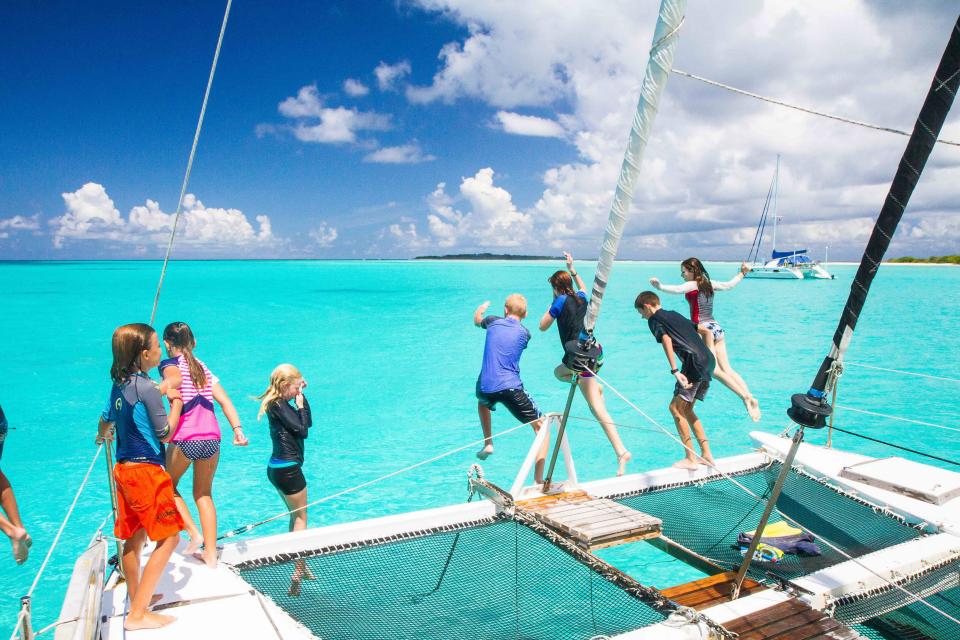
473, 294, 548, 482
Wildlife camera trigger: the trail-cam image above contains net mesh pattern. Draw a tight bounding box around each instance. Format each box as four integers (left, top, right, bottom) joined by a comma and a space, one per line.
843, 568, 960, 640
237, 518, 667, 639
615, 463, 922, 580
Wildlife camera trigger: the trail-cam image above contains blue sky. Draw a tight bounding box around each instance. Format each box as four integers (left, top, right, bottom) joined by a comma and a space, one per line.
1, 1, 958, 260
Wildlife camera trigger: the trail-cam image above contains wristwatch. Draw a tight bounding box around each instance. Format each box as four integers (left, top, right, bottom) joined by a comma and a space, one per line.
670, 368, 679, 375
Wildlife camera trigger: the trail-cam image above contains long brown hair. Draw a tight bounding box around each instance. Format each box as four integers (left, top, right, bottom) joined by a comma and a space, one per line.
681, 257, 713, 297
110, 323, 156, 385
549, 270, 583, 304
162, 321, 207, 389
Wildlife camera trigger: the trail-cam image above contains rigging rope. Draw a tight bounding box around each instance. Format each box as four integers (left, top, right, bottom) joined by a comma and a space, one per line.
587, 368, 960, 628
149, 0, 233, 325
845, 361, 960, 384
826, 425, 959, 468
219, 418, 539, 540
24, 444, 103, 598
836, 404, 960, 434
672, 68, 960, 148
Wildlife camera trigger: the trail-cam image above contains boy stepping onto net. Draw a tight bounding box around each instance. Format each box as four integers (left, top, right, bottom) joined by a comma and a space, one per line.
635, 291, 717, 470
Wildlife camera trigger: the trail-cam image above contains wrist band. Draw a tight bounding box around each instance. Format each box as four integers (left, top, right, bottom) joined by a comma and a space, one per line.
670, 368, 679, 374
570, 271, 578, 277
232, 425, 242, 430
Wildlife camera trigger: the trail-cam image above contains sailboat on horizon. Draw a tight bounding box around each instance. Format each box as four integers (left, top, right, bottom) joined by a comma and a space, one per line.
746, 156, 835, 280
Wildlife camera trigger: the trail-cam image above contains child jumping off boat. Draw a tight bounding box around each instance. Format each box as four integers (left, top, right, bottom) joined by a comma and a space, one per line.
635, 292, 717, 470
159, 322, 248, 569
473, 295, 549, 483
258, 364, 314, 596
97, 323, 185, 631
649, 258, 761, 422
0, 403, 31, 565
540, 253, 631, 476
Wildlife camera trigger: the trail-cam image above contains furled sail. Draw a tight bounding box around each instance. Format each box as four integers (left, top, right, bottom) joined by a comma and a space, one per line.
581, 0, 687, 336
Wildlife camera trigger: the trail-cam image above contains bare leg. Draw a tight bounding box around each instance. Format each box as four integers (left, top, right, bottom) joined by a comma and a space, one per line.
683, 403, 714, 465
0, 470, 30, 564
669, 397, 699, 469
165, 446, 202, 554
578, 376, 631, 475
476, 403, 493, 459
701, 332, 755, 420
121, 529, 146, 612
192, 451, 220, 568
715, 338, 760, 422
532, 417, 550, 484
279, 488, 309, 594
124, 534, 178, 630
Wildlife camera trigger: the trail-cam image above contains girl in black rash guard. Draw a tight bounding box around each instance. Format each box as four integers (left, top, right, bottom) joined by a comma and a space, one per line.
257, 363, 313, 594
539, 253, 631, 476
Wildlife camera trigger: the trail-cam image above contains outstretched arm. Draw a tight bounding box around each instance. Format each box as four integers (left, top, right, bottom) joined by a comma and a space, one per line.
712, 263, 749, 291
473, 301, 491, 327
648, 278, 696, 294
539, 310, 555, 332
565, 252, 587, 292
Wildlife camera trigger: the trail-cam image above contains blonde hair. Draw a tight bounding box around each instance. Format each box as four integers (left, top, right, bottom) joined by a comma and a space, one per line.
257, 363, 303, 419
504, 293, 527, 318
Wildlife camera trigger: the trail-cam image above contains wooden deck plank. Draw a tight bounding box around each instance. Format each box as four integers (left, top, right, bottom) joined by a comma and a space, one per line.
722, 597, 863, 640
521, 493, 661, 550
661, 571, 766, 609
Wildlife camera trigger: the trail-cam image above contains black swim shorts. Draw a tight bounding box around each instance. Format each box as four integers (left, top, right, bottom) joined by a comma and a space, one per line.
267, 464, 306, 496
476, 382, 542, 425
674, 379, 709, 404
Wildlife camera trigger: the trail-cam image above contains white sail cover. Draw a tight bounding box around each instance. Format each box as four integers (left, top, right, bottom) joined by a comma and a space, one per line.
583, 0, 687, 334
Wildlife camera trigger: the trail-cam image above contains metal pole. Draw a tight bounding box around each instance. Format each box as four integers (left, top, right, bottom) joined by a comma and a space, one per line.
732, 425, 805, 599
542, 379, 579, 492
103, 437, 124, 578
826, 380, 838, 448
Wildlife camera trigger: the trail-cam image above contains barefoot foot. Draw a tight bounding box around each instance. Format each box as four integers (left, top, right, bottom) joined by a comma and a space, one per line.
193, 551, 218, 569
11, 529, 31, 565
672, 459, 699, 470
476, 445, 494, 460
184, 536, 202, 556
616, 450, 632, 477
124, 612, 176, 630
745, 397, 761, 422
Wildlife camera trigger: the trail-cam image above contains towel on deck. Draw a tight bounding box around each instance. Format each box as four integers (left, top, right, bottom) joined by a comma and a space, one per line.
737, 520, 822, 557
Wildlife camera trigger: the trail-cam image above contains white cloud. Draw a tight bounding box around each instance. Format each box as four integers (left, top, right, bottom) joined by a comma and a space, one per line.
278, 84, 325, 118
387, 222, 428, 250
309, 222, 338, 247
0, 214, 41, 238
375, 60, 411, 91
493, 111, 565, 138
363, 143, 436, 164
52, 183, 274, 249
422, 168, 534, 248
405, 1, 960, 259
343, 78, 370, 97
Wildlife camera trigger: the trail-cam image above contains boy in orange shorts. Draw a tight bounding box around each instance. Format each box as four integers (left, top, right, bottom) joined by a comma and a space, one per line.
97, 323, 185, 631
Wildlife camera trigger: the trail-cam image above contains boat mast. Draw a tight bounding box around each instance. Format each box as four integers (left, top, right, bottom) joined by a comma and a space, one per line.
771, 155, 780, 254
543, 0, 687, 490
734, 14, 960, 597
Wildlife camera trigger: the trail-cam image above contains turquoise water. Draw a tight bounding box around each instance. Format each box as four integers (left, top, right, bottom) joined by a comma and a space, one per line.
0, 260, 957, 628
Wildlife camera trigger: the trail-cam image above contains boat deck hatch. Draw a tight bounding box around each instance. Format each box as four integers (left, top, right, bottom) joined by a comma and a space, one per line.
839, 457, 960, 505
517, 490, 662, 550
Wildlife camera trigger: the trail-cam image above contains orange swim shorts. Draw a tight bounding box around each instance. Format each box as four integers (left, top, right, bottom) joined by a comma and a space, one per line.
113, 462, 184, 541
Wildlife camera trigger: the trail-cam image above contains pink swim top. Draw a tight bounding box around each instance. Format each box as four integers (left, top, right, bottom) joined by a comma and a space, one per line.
159, 355, 221, 441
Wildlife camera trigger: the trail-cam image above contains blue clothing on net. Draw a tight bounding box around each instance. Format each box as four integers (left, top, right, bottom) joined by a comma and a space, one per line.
478, 316, 531, 394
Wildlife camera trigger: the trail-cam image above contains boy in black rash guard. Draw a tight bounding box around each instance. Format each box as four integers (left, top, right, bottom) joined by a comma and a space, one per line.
635, 291, 717, 470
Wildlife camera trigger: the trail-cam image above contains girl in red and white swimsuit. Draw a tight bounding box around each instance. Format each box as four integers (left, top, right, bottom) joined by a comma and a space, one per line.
650, 258, 761, 422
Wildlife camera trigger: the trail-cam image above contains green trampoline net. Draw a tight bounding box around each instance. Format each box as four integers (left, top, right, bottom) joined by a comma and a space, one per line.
615, 463, 922, 581
236, 518, 667, 639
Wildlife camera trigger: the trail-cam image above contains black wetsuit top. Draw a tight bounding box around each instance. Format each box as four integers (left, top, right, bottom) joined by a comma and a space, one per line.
555, 292, 587, 347
0, 404, 7, 461
647, 309, 715, 382
267, 397, 312, 464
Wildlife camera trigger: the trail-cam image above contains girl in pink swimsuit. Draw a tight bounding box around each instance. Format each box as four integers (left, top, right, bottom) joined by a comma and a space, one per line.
650, 258, 761, 422
160, 322, 248, 567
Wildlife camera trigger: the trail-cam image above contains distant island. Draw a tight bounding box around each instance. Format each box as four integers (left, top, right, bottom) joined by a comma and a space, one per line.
415, 253, 560, 260
888, 255, 960, 264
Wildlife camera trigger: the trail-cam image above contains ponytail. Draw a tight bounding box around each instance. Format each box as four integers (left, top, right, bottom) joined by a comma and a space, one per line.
162, 321, 207, 389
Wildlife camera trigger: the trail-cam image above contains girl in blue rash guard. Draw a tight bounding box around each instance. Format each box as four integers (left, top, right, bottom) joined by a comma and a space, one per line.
0, 404, 31, 564
539, 252, 631, 476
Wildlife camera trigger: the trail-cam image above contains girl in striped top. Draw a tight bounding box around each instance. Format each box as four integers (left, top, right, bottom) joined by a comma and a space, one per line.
650, 258, 761, 422
160, 322, 248, 568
